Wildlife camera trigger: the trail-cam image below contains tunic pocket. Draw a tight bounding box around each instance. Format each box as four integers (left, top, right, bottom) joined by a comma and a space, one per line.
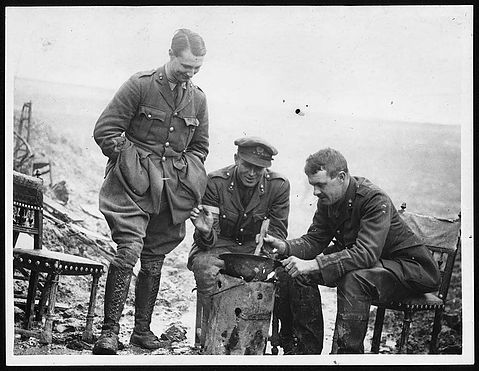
183, 117, 199, 127
180, 116, 200, 150
139, 105, 167, 121
116, 142, 150, 196
219, 207, 239, 238
131, 105, 167, 141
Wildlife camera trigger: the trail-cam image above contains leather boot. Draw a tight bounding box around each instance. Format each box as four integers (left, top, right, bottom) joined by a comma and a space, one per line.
130, 259, 163, 349
92, 265, 133, 355
334, 316, 369, 354
333, 298, 370, 354
289, 279, 324, 354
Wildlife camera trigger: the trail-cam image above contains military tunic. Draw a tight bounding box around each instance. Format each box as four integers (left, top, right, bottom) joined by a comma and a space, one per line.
286, 176, 441, 293
188, 164, 289, 259
94, 66, 209, 266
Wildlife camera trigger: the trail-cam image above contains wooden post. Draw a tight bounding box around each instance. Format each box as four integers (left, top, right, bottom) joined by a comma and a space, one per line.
204, 277, 275, 355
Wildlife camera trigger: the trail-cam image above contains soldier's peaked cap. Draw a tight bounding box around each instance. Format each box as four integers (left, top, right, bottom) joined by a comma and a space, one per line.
234, 136, 278, 168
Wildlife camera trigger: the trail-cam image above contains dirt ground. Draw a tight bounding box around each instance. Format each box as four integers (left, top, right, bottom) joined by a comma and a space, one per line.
11, 113, 462, 359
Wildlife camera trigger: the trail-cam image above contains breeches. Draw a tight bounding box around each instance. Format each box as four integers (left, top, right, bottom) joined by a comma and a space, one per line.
331, 264, 412, 353
99, 171, 186, 269
189, 247, 251, 295
336, 264, 411, 320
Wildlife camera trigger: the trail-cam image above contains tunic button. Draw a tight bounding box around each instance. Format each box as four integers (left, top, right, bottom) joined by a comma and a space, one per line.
162, 156, 166, 162
165, 142, 170, 147
238, 242, 242, 246
169, 126, 174, 132
147, 114, 152, 118
222, 214, 226, 219
239, 228, 244, 232
243, 213, 247, 217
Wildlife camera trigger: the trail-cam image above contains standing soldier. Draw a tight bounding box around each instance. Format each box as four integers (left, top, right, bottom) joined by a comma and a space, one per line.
188, 137, 324, 354
92, 29, 209, 355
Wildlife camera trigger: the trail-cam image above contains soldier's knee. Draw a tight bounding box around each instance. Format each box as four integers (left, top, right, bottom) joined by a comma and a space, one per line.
342, 267, 377, 286
112, 246, 141, 270
192, 253, 224, 273
191, 256, 222, 295
337, 270, 365, 297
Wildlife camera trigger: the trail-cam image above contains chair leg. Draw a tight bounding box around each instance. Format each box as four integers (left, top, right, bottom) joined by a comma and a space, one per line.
371, 307, 386, 353
36, 272, 53, 321
194, 292, 203, 348
82, 273, 101, 343
397, 309, 412, 354
24, 270, 40, 331
39, 273, 59, 344
429, 308, 443, 354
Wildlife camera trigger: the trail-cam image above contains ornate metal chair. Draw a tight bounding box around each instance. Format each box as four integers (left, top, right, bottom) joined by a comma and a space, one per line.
370, 203, 461, 354
13, 170, 104, 344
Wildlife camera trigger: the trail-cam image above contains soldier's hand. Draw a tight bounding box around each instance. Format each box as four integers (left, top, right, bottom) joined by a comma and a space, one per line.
281, 256, 319, 278
190, 205, 214, 235
262, 234, 287, 256
111, 136, 129, 152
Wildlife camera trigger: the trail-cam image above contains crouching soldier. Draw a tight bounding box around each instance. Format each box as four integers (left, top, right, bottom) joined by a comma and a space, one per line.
188, 137, 324, 354
263, 147, 441, 353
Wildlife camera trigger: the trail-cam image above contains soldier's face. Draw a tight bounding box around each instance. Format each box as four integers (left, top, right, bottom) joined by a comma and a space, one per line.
169, 48, 204, 83
235, 157, 265, 188
308, 170, 345, 205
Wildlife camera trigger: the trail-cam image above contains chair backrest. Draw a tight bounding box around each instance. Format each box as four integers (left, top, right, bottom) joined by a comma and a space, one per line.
399, 206, 461, 302
13, 170, 44, 250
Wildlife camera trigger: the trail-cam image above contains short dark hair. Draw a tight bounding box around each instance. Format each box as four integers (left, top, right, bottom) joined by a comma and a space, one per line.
171, 29, 206, 57
304, 148, 349, 178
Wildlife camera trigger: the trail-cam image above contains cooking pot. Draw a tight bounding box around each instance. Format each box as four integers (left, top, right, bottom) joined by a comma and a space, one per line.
219, 253, 282, 282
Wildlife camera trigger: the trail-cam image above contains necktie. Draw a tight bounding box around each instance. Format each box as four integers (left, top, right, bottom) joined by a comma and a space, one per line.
174, 83, 183, 107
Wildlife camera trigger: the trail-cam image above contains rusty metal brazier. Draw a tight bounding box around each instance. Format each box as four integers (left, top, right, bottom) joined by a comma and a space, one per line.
219, 253, 282, 282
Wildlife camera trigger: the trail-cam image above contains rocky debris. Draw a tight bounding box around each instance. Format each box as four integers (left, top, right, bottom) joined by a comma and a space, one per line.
14, 306, 25, 319
55, 324, 76, 334
160, 322, 188, 343
51, 180, 69, 205
438, 344, 462, 354
443, 312, 461, 332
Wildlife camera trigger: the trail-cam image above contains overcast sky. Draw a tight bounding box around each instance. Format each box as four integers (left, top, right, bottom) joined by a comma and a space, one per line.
6, 6, 472, 126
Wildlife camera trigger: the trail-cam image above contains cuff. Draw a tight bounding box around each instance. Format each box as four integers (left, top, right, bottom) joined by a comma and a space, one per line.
194, 229, 215, 250
315, 249, 352, 286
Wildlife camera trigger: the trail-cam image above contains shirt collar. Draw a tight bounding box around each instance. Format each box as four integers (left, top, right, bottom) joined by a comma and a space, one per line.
164, 63, 186, 90
331, 176, 357, 214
